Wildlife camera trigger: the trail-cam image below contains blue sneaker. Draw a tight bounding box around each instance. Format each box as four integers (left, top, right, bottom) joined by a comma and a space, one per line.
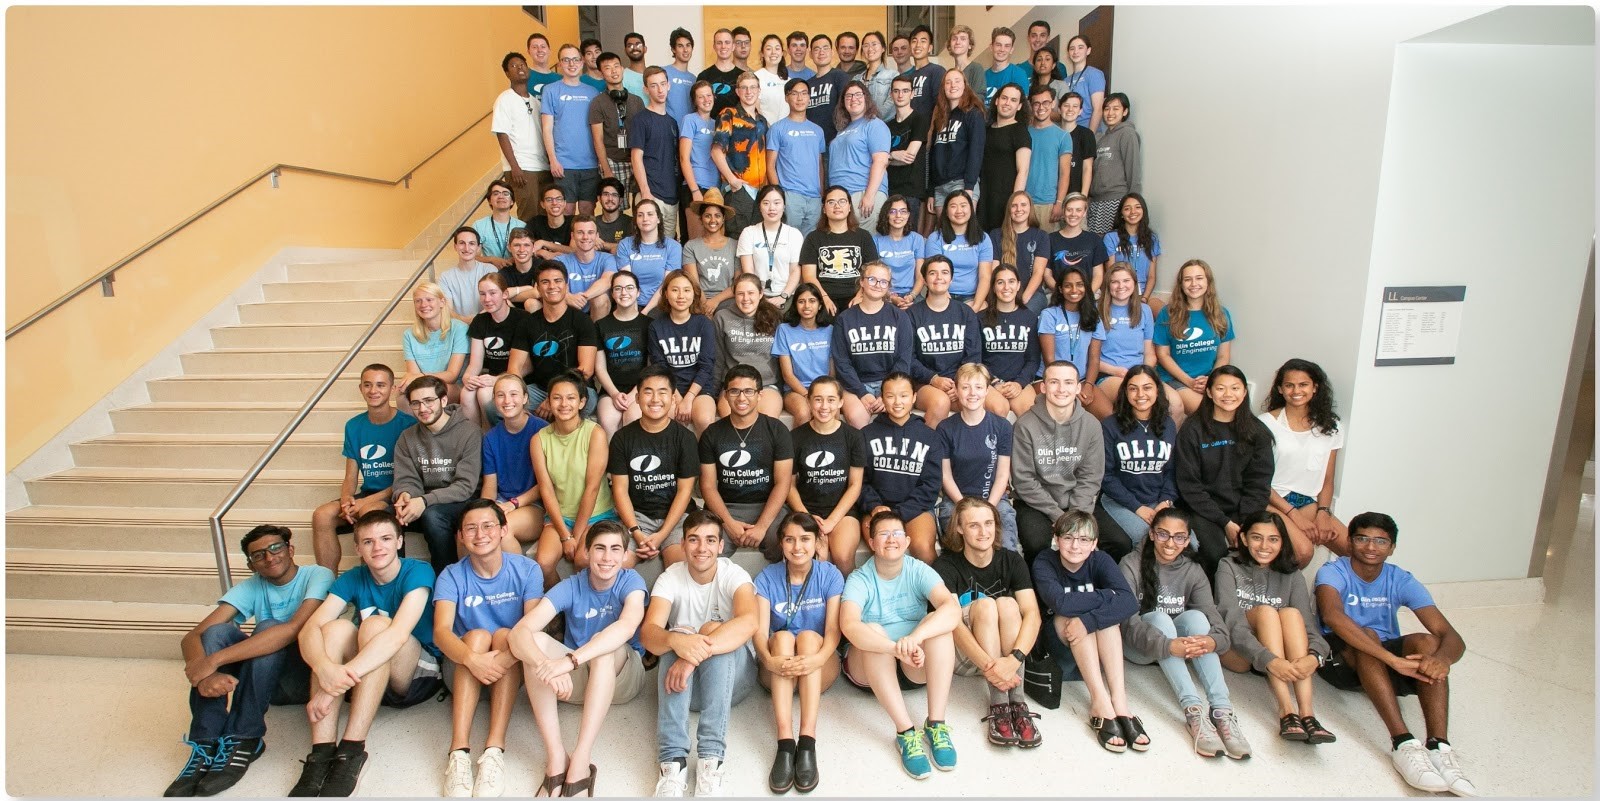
895, 728, 932, 779
924, 720, 957, 771
163, 737, 215, 796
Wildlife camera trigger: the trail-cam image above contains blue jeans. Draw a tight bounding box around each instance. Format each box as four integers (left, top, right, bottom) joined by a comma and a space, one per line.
188, 619, 308, 741
935, 495, 1019, 554
1130, 609, 1232, 711
407, 499, 469, 575
784, 193, 822, 233
1024, 289, 1051, 315
656, 645, 757, 762
1100, 497, 1151, 552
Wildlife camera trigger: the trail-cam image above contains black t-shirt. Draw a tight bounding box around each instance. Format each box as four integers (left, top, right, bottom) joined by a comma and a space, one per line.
1065, 126, 1097, 197
697, 65, 745, 116
594, 313, 652, 393
698, 414, 794, 505
789, 421, 868, 515
886, 111, 931, 200
509, 305, 599, 391
531, 215, 571, 247
467, 307, 528, 376
932, 548, 1033, 603
594, 213, 632, 247
1048, 229, 1110, 286
805, 69, 852, 143
800, 228, 879, 303
979, 123, 1033, 216
499, 263, 538, 292
607, 419, 700, 518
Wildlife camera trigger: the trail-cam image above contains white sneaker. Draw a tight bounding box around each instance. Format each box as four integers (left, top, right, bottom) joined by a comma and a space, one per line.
1428, 743, 1480, 797
1392, 740, 1448, 792
473, 747, 505, 797
443, 749, 474, 797
653, 761, 687, 798
695, 757, 725, 797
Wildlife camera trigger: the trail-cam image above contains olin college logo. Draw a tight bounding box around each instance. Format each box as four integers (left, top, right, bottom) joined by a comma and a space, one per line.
530, 341, 559, 357
719, 449, 753, 468
805, 451, 835, 469
630, 454, 662, 473
358, 444, 387, 461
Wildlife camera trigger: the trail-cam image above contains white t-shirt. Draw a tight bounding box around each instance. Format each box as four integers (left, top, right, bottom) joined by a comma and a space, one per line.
1259, 408, 1344, 498
651, 557, 754, 633
736, 222, 803, 298
491, 88, 549, 172
754, 68, 789, 125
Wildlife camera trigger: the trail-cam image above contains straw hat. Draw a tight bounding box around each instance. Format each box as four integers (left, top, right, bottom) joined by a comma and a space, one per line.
690, 187, 736, 216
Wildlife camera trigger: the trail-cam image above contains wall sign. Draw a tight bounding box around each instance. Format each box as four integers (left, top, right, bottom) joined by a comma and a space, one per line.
1375, 285, 1465, 366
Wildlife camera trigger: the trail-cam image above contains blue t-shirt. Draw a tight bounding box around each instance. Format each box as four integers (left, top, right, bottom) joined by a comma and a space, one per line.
629, 108, 680, 203
982, 64, 1032, 107
755, 560, 845, 636
1092, 302, 1155, 370
842, 557, 942, 641
580, 74, 607, 92
472, 216, 528, 260
767, 118, 828, 199
543, 568, 648, 654
922, 230, 994, 297
1153, 306, 1235, 383
1025, 125, 1072, 204
1039, 307, 1092, 378
541, 81, 601, 170
434, 553, 545, 635
787, 65, 816, 81
556, 251, 619, 297
328, 558, 439, 655
938, 411, 1013, 499
1315, 557, 1435, 643
220, 564, 333, 625
526, 70, 560, 98
772, 323, 833, 388
617, 237, 683, 309
679, 112, 720, 190
1103, 231, 1163, 293
342, 411, 417, 493
482, 417, 548, 501
402, 323, 470, 376
873, 232, 924, 296
663, 66, 697, 124
827, 117, 891, 194
1060, 66, 1106, 128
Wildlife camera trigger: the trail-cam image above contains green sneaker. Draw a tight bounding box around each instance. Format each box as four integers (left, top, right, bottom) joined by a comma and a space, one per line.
895, 728, 932, 779
923, 720, 957, 771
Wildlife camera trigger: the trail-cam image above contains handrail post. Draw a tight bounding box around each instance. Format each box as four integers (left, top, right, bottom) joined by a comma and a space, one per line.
210, 517, 234, 593
100, 273, 115, 297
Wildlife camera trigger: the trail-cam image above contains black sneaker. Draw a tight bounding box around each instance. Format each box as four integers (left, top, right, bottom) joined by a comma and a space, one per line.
289, 751, 335, 797
196, 736, 263, 796
163, 738, 215, 796
317, 749, 368, 797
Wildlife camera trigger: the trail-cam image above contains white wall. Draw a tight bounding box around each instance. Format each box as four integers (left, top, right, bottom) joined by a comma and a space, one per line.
631, 5, 705, 72
1338, 38, 1593, 582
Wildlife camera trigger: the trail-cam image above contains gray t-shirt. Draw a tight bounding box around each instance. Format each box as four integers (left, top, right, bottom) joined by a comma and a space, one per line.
713, 305, 779, 391
683, 237, 740, 297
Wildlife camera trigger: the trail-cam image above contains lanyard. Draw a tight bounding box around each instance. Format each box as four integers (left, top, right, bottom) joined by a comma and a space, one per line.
761, 223, 781, 293
782, 563, 815, 632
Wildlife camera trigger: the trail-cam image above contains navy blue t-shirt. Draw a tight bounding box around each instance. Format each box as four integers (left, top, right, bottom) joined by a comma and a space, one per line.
629, 108, 681, 203
937, 411, 1013, 499
1048, 229, 1109, 286
990, 227, 1051, 292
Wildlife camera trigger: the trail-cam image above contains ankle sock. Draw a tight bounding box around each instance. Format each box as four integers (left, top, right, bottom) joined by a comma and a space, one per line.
1392, 733, 1416, 750
797, 735, 816, 751
452, 747, 470, 755
1426, 737, 1450, 751
898, 726, 916, 737
311, 742, 336, 759
335, 739, 365, 757
777, 738, 796, 754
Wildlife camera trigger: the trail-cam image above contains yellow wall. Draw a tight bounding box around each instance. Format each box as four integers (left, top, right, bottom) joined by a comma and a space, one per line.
5, 6, 578, 470
701, 6, 890, 66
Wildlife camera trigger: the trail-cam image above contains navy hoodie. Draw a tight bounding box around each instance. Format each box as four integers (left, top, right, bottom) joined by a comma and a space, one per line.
907, 299, 981, 383
647, 313, 716, 394
927, 106, 987, 192
1100, 414, 1179, 511
1175, 415, 1275, 529
832, 302, 915, 397
860, 414, 945, 520
1030, 549, 1138, 634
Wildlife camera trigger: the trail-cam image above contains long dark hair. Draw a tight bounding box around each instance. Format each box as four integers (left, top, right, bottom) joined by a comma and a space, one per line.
981, 263, 1020, 327
1051, 267, 1100, 333
876, 194, 914, 236
731, 272, 781, 336
1138, 507, 1191, 614
1190, 364, 1270, 449
937, 190, 981, 247
1112, 364, 1170, 438
1110, 193, 1157, 263
1264, 358, 1340, 436
781, 282, 835, 327
1230, 511, 1298, 574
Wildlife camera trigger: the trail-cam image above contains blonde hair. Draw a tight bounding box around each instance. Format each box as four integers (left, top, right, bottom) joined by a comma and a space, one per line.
1097, 263, 1143, 328
941, 496, 999, 553
1166, 258, 1229, 340
492, 372, 527, 395
955, 362, 992, 386
409, 281, 457, 342
948, 24, 975, 50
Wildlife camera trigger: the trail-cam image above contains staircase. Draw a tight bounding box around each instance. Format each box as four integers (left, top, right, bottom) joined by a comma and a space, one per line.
6, 257, 424, 658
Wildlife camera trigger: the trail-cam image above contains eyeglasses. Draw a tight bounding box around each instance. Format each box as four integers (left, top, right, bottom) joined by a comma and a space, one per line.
863, 276, 889, 287
559, 56, 583, 64
824, 197, 852, 207
725, 387, 758, 398
876, 529, 907, 539
890, 87, 912, 94
612, 284, 638, 293
1352, 535, 1393, 547
247, 541, 288, 563
1056, 534, 1096, 546
488, 189, 513, 197
1152, 529, 1191, 545
409, 396, 442, 409
886, 207, 910, 216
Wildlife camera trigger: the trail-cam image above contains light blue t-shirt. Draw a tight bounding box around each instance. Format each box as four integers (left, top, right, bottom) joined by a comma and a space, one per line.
437, 263, 497, 319
767, 118, 827, 199
434, 553, 545, 636
401, 323, 470, 377
1091, 302, 1155, 370
827, 117, 891, 194
472, 216, 528, 260
220, 564, 333, 625
1039, 307, 1091, 378
556, 251, 619, 297
772, 323, 833, 388
482, 417, 548, 500
622, 69, 645, 100
1025, 124, 1072, 204
755, 560, 845, 636
544, 568, 648, 654
679, 112, 720, 190
922, 230, 994, 297
328, 558, 439, 655
1315, 557, 1434, 643
788, 65, 816, 81
842, 557, 942, 641
541, 81, 601, 170
1061, 66, 1107, 129
342, 410, 417, 493
616, 237, 683, 309
982, 63, 1032, 107
1153, 306, 1235, 383
1103, 231, 1163, 293
873, 232, 924, 296
664, 65, 697, 124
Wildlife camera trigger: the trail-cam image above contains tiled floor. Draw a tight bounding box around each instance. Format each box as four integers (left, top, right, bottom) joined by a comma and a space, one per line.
7, 493, 1593, 797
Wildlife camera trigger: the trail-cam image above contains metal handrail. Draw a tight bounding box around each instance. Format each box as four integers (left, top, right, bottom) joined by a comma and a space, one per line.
6, 111, 492, 340
207, 197, 488, 591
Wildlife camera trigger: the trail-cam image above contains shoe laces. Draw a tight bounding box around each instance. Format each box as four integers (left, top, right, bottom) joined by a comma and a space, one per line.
656, 763, 686, 794
1402, 743, 1438, 775
1432, 746, 1463, 773
696, 759, 723, 793
179, 737, 214, 777
208, 735, 238, 770
1212, 708, 1241, 734
897, 728, 928, 759
925, 721, 954, 751
446, 751, 473, 791
1011, 702, 1039, 736
477, 749, 504, 787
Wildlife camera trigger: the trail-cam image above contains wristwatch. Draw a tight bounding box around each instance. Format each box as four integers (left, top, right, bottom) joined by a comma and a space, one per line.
1010, 648, 1027, 663
1314, 651, 1327, 668
628, 525, 642, 534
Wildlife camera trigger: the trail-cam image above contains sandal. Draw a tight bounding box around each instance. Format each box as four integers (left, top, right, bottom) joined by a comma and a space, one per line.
535, 772, 564, 797
1089, 716, 1126, 753
1116, 715, 1151, 752
1300, 715, 1337, 745
1279, 713, 1308, 741
561, 764, 596, 797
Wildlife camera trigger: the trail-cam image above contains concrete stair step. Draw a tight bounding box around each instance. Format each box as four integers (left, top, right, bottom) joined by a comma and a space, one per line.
111, 402, 362, 435
209, 321, 410, 349
25, 467, 343, 509
262, 278, 412, 302
4, 505, 408, 554
237, 299, 406, 325
285, 259, 421, 282
5, 549, 374, 604
7, 599, 226, 658
147, 374, 375, 403
69, 433, 342, 470
181, 346, 405, 376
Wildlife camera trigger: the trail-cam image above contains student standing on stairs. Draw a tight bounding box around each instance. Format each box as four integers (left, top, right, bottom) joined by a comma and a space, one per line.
389, 376, 484, 577
164, 525, 333, 798
492, 52, 551, 227
310, 364, 416, 572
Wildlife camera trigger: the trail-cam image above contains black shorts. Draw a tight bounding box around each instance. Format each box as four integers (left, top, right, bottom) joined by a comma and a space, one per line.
332, 488, 383, 534
380, 673, 445, 709
1319, 632, 1418, 697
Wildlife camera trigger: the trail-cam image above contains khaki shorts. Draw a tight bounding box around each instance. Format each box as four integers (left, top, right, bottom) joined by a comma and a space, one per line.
1031, 201, 1061, 233
557, 642, 647, 704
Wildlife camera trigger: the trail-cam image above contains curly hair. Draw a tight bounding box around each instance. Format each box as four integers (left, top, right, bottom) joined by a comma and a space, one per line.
1264, 358, 1340, 436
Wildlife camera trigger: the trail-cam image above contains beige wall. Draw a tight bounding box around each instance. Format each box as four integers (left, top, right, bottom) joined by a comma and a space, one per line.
5, 6, 578, 470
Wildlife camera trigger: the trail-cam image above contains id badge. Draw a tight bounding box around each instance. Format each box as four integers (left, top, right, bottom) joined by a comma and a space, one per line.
617, 132, 627, 149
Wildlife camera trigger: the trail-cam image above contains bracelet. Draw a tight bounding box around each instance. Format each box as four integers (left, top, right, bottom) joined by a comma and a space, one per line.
509, 497, 520, 509
566, 652, 581, 670
1316, 506, 1331, 515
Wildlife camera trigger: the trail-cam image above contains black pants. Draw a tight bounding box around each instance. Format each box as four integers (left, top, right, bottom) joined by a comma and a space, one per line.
1184, 513, 1233, 578
1015, 499, 1132, 568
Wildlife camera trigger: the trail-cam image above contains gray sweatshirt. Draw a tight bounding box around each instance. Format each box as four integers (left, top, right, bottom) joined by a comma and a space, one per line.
1212, 558, 1330, 672
1010, 401, 1105, 522
389, 404, 483, 506
1089, 120, 1141, 199
713, 306, 779, 392
1117, 548, 1230, 660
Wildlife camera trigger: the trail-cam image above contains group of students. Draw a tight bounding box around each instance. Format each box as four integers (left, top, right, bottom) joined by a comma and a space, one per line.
163, 18, 1479, 801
